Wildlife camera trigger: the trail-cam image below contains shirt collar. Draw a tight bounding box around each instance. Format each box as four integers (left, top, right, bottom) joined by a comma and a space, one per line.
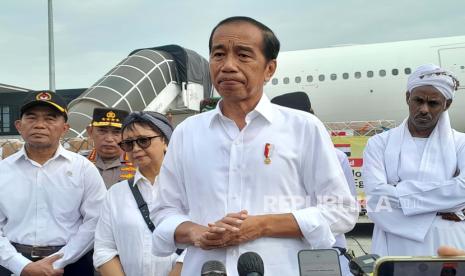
253, 94, 274, 123
55, 145, 73, 161
8, 146, 26, 163
208, 94, 274, 128
11, 144, 72, 163
132, 169, 157, 187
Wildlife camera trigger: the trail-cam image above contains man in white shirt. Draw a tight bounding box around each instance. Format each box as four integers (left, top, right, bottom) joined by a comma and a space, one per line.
0, 91, 106, 276
363, 64, 465, 256
151, 17, 358, 275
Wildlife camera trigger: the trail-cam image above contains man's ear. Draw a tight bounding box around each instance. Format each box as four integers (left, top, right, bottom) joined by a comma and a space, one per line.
14, 120, 22, 134
63, 123, 70, 135
405, 91, 410, 105
86, 125, 93, 137
445, 99, 452, 111
264, 59, 277, 82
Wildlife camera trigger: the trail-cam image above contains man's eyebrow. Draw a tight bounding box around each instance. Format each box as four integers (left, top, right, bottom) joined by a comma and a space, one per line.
211, 44, 226, 52
412, 95, 443, 101
235, 45, 254, 53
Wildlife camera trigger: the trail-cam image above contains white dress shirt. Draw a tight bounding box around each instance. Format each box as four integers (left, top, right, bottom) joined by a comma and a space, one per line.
94, 170, 179, 276
151, 95, 358, 276
363, 127, 465, 256
0, 145, 106, 275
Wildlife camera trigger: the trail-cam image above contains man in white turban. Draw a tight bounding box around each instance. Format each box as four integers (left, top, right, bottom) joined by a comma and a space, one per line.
363, 64, 464, 256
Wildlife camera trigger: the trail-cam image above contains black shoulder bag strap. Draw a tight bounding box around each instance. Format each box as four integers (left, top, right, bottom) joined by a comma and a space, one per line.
128, 177, 184, 255
128, 177, 155, 232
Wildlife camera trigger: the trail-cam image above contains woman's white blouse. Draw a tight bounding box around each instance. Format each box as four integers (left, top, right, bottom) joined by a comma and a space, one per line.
94, 170, 180, 276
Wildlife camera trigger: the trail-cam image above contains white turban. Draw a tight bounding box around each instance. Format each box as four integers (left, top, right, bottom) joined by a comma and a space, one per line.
407, 64, 458, 100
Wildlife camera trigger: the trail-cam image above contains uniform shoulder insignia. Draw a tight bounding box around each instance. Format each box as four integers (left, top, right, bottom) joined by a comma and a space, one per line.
87, 148, 97, 163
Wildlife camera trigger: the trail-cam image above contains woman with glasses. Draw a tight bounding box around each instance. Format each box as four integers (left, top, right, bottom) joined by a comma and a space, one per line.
93, 111, 181, 276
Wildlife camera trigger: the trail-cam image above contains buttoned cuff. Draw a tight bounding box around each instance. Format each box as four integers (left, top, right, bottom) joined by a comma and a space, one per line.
292, 207, 335, 248
51, 249, 67, 269
6, 253, 32, 276
152, 215, 190, 257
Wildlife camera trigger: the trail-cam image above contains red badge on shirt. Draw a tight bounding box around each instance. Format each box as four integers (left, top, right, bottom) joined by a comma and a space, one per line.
264, 143, 273, 164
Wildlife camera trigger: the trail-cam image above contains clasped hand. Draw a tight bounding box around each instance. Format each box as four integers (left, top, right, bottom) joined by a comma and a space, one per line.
197, 210, 263, 250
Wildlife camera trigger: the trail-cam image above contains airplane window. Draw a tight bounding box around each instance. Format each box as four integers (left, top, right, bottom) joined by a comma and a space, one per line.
283, 77, 289, 84
354, 72, 361, 79
272, 78, 278, 85
319, 74, 325, 81
379, 70, 386, 77
367, 71, 374, 78
343, 73, 349, 79
392, 69, 399, 76
307, 75, 313, 82
295, 76, 301, 83
460, 65, 464, 69
330, 74, 337, 80
404, 68, 411, 75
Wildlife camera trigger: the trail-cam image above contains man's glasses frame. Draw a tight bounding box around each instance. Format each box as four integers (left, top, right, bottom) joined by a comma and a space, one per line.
118, 135, 161, 152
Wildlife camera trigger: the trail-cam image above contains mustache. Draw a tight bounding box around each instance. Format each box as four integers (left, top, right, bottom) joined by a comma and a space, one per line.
414, 114, 432, 120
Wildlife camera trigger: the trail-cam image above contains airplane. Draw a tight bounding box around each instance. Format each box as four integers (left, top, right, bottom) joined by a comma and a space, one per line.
264, 35, 465, 131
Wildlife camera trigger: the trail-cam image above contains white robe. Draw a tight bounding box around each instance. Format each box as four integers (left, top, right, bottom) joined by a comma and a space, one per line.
362, 121, 465, 256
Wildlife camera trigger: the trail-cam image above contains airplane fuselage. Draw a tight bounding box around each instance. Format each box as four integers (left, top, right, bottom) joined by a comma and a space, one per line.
265, 36, 465, 131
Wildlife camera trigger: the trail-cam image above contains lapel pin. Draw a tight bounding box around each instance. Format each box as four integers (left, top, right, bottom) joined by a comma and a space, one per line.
264, 143, 273, 164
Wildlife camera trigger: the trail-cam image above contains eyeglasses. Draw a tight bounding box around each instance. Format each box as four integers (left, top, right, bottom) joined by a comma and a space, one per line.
118, 135, 161, 152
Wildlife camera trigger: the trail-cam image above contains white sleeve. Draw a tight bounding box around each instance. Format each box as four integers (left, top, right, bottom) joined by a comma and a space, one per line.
0, 210, 31, 275
292, 120, 358, 248
175, 249, 186, 263
93, 190, 118, 268
151, 126, 190, 257
396, 141, 465, 215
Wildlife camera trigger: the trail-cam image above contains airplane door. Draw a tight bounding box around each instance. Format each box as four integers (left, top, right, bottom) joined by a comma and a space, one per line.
438, 47, 465, 90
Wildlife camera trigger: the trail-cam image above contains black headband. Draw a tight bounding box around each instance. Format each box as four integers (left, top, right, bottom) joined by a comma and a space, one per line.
122, 111, 173, 141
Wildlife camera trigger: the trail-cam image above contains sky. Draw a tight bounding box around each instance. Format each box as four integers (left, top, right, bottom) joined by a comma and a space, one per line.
1, 0, 464, 90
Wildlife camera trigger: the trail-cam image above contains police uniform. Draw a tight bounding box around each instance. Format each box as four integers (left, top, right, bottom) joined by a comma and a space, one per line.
0, 91, 106, 276
88, 108, 135, 188
88, 149, 135, 188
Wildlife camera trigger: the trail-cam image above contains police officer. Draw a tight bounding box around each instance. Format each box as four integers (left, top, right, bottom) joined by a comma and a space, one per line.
86, 108, 135, 188
0, 90, 106, 276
